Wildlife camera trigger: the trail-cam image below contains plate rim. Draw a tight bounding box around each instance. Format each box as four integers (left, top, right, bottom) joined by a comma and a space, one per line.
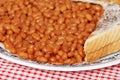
0, 52, 120, 71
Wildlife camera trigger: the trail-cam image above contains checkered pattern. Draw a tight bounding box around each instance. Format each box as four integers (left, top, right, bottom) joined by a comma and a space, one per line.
0, 58, 120, 80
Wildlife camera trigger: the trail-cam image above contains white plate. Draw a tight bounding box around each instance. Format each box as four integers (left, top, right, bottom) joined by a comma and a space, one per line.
0, 47, 120, 71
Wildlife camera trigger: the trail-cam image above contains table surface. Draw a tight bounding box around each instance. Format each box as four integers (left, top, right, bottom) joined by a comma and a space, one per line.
0, 58, 120, 80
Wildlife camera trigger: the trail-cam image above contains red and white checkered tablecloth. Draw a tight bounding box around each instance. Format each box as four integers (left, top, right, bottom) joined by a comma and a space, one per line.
0, 58, 120, 80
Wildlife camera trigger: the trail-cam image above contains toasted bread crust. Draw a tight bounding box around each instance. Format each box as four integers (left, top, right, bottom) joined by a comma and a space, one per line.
107, 0, 120, 4
84, 25, 120, 53
85, 39, 120, 62
73, 0, 120, 4
84, 23, 120, 62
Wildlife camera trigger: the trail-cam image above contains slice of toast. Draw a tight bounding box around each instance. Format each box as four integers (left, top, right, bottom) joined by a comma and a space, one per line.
84, 2, 120, 62
73, 0, 120, 62
84, 24, 120, 62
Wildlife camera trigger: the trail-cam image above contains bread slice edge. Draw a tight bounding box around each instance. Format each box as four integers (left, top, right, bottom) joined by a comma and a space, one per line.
85, 38, 120, 62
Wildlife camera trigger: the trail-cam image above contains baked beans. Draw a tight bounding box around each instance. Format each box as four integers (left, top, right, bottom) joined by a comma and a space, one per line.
0, 0, 104, 64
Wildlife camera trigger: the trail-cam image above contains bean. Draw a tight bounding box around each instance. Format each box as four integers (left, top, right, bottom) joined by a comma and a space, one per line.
32, 33, 40, 41
19, 52, 28, 59
35, 51, 44, 57
54, 45, 61, 53
20, 32, 26, 39
4, 40, 12, 49
9, 34, 15, 43
7, 30, 13, 35
36, 57, 48, 62
61, 5, 67, 12
34, 42, 41, 51
56, 55, 61, 60
44, 53, 50, 58
58, 50, 64, 57
58, 17, 64, 24
85, 13, 92, 21
93, 5, 103, 11
76, 55, 82, 63
0, 34, 5, 42
74, 51, 82, 63
56, 39, 64, 45
14, 35, 22, 45
0, 25, 4, 32
15, 42, 22, 48
27, 45, 34, 54
66, 35, 74, 42
28, 54, 34, 60
68, 52, 74, 57
64, 59, 71, 64
85, 3, 91, 9
43, 45, 53, 54
50, 57, 57, 62
71, 41, 77, 51
62, 52, 68, 60
22, 25, 29, 33
11, 26, 20, 33
28, 26, 36, 34
10, 47, 16, 54
62, 42, 69, 53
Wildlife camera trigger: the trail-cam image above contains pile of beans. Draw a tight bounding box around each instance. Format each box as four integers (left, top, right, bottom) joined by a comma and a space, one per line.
0, 0, 103, 64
